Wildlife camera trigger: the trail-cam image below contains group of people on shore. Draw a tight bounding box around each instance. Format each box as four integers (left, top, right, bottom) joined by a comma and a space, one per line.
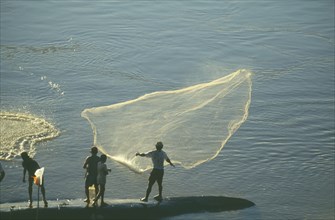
83, 147, 111, 207
2, 141, 174, 208
83, 141, 175, 207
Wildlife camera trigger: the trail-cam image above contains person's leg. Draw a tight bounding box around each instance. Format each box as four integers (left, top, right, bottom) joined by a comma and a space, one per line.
40, 185, 48, 207
28, 178, 33, 207
100, 184, 106, 206
157, 180, 163, 197
141, 179, 155, 202
94, 183, 99, 197
84, 175, 93, 202
39, 177, 48, 206
84, 183, 90, 202
93, 184, 101, 206
145, 181, 154, 199
155, 171, 164, 201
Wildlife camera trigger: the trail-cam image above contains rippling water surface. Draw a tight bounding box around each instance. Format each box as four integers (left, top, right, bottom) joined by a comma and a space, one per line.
1, 1, 334, 219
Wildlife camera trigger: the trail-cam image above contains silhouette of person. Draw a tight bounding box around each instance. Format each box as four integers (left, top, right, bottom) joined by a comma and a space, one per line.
0, 161, 5, 182
92, 154, 111, 207
136, 141, 175, 202
83, 146, 100, 204
21, 152, 48, 208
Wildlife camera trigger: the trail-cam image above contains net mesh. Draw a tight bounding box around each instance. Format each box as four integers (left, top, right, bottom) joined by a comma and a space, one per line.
82, 69, 252, 172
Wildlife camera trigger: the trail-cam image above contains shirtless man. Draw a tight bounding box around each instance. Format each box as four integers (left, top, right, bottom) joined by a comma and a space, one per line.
83, 146, 100, 204
21, 152, 48, 208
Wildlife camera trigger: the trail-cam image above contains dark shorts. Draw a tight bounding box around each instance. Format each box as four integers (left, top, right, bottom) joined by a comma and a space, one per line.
85, 174, 97, 187
149, 169, 164, 184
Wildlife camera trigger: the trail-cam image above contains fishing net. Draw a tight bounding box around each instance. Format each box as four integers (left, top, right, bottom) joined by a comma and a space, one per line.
82, 69, 252, 172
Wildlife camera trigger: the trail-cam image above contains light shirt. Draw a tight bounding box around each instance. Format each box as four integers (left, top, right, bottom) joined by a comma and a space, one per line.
145, 150, 168, 170
97, 161, 109, 184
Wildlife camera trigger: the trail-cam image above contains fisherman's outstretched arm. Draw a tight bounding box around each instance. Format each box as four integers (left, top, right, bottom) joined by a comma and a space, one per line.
166, 158, 175, 167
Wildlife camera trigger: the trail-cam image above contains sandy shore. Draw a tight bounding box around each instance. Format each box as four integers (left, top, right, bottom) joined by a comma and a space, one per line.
0, 196, 255, 220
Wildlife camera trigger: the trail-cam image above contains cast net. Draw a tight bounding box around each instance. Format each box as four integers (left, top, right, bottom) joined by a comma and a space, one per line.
81, 69, 252, 172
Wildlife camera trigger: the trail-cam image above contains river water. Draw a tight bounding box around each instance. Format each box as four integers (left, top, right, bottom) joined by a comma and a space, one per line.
0, 1, 334, 219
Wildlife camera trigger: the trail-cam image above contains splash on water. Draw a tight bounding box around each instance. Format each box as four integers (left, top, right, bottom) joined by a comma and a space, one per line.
82, 69, 252, 173
0, 112, 60, 160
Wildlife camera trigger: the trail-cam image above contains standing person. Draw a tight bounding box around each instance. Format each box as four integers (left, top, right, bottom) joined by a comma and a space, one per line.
21, 152, 48, 208
136, 141, 175, 202
92, 154, 111, 207
0, 161, 5, 182
83, 146, 100, 204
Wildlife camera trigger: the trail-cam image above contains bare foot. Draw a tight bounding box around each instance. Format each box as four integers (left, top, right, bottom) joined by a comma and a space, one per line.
140, 197, 148, 202
100, 202, 108, 207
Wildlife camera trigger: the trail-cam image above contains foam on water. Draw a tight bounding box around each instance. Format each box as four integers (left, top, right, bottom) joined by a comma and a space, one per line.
0, 112, 60, 160
82, 69, 252, 172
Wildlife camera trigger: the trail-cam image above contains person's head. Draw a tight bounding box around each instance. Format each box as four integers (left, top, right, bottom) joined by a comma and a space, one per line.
90, 146, 98, 155
20, 152, 30, 160
100, 154, 107, 163
155, 141, 163, 151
